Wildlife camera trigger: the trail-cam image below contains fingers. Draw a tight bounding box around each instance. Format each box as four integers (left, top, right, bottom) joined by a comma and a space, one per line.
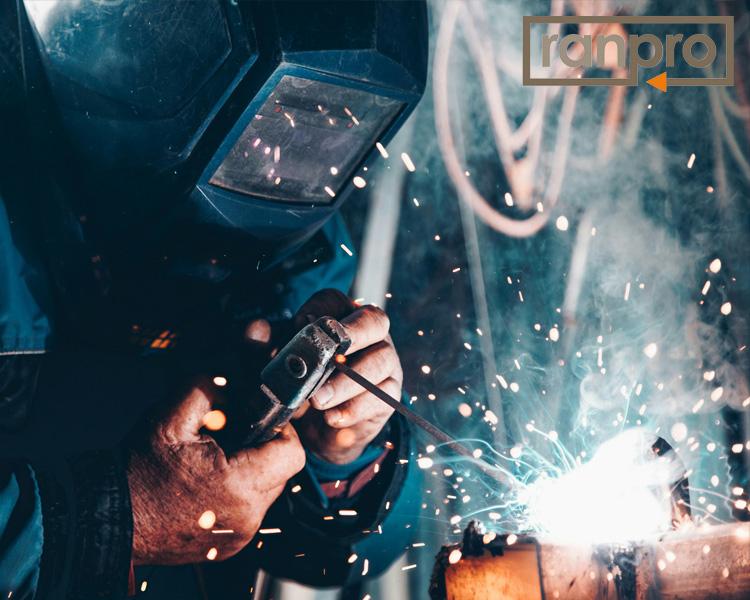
340, 305, 390, 355
310, 340, 402, 409
294, 289, 355, 328
161, 382, 218, 444
322, 377, 399, 429
244, 318, 272, 345
229, 424, 305, 488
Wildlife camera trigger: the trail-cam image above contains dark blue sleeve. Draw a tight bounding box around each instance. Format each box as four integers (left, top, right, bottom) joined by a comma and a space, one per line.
0, 354, 134, 600
0, 464, 43, 599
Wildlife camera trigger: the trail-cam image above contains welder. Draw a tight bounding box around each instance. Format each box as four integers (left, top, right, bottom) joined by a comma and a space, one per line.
0, 1, 427, 598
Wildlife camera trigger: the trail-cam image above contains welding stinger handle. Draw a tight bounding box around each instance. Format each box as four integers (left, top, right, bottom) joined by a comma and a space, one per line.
237, 316, 350, 447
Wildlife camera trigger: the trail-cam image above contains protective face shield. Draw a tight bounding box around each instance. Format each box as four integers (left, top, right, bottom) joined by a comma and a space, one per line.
19, 0, 428, 272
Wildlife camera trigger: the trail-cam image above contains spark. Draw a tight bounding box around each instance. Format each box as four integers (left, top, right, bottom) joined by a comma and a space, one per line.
202, 410, 226, 431
521, 429, 681, 544
643, 343, 658, 358
421, 365, 431, 374
671, 422, 688, 442
330, 166, 339, 175
198, 510, 216, 530
709, 258, 722, 273
484, 410, 499, 425
213, 376, 227, 387
402, 564, 417, 571
417, 457, 434, 469
687, 153, 696, 169
624, 282, 631, 300
206, 547, 218, 561
555, 216, 569, 231
721, 302, 732, 315
400, 152, 416, 172
504, 192, 514, 206
701, 280, 711, 295
259, 528, 281, 534
353, 176, 367, 189
340, 243, 353, 256
376, 142, 389, 158
348, 553, 358, 564
448, 549, 462, 564
549, 327, 560, 342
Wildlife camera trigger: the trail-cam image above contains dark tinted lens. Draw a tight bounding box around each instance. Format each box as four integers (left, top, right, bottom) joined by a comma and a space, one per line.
209, 75, 404, 203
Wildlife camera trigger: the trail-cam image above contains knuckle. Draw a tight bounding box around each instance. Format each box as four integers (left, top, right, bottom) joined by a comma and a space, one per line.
324, 409, 346, 428
374, 346, 394, 374
382, 377, 402, 396
362, 305, 390, 331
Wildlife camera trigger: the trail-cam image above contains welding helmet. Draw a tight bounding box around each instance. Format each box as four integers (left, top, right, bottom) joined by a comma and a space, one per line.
18, 0, 428, 274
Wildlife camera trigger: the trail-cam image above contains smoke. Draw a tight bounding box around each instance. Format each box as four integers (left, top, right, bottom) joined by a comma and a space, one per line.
347, 1, 750, 563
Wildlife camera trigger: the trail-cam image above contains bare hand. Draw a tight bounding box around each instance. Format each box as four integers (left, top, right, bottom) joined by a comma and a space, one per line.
293, 289, 402, 464
127, 382, 305, 564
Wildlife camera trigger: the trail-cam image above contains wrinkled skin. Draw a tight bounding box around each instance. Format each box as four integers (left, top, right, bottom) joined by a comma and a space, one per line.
128, 383, 305, 564
291, 289, 403, 465
127, 288, 401, 565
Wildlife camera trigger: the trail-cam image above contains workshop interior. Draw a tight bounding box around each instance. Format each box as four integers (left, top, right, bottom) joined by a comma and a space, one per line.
1, 0, 749, 599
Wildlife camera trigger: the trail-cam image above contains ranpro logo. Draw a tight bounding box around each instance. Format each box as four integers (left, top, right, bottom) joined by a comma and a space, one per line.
522, 16, 734, 92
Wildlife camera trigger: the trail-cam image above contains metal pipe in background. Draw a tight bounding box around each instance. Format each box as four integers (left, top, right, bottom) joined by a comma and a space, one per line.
431, 522, 750, 600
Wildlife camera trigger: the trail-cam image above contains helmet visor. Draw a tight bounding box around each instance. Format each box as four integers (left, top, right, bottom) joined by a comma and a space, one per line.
209, 75, 404, 204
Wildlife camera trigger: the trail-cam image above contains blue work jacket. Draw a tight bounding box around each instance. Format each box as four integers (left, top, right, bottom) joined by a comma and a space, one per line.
0, 196, 422, 599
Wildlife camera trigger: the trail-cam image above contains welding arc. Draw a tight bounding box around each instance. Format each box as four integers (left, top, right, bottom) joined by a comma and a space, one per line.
335, 362, 516, 489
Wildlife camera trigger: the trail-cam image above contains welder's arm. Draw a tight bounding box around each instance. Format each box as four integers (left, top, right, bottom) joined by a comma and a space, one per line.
253, 411, 422, 587
0, 354, 133, 600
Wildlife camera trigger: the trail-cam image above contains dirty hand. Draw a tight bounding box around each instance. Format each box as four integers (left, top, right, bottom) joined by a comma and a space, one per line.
127, 382, 305, 564
293, 289, 403, 464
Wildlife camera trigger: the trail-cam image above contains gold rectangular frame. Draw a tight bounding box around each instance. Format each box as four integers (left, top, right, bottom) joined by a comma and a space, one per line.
522, 15, 734, 87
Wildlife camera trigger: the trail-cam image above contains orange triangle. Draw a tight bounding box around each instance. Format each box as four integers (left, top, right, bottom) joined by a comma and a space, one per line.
647, 72, 667, 92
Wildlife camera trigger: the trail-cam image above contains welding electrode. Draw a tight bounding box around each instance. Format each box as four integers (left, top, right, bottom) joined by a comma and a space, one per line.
335, 361, 517, 490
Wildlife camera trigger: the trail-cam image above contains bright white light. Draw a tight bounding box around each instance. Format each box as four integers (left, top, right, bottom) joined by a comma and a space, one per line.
520, 429, 681, 545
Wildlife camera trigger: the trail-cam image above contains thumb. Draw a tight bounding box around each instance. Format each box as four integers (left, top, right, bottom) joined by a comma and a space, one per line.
244, 318, 272, 345
161, 381, 219, 443
229, 424, 306, 488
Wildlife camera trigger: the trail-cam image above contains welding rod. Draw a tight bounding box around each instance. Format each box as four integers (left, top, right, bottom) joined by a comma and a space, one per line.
335, 362, 516, 489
